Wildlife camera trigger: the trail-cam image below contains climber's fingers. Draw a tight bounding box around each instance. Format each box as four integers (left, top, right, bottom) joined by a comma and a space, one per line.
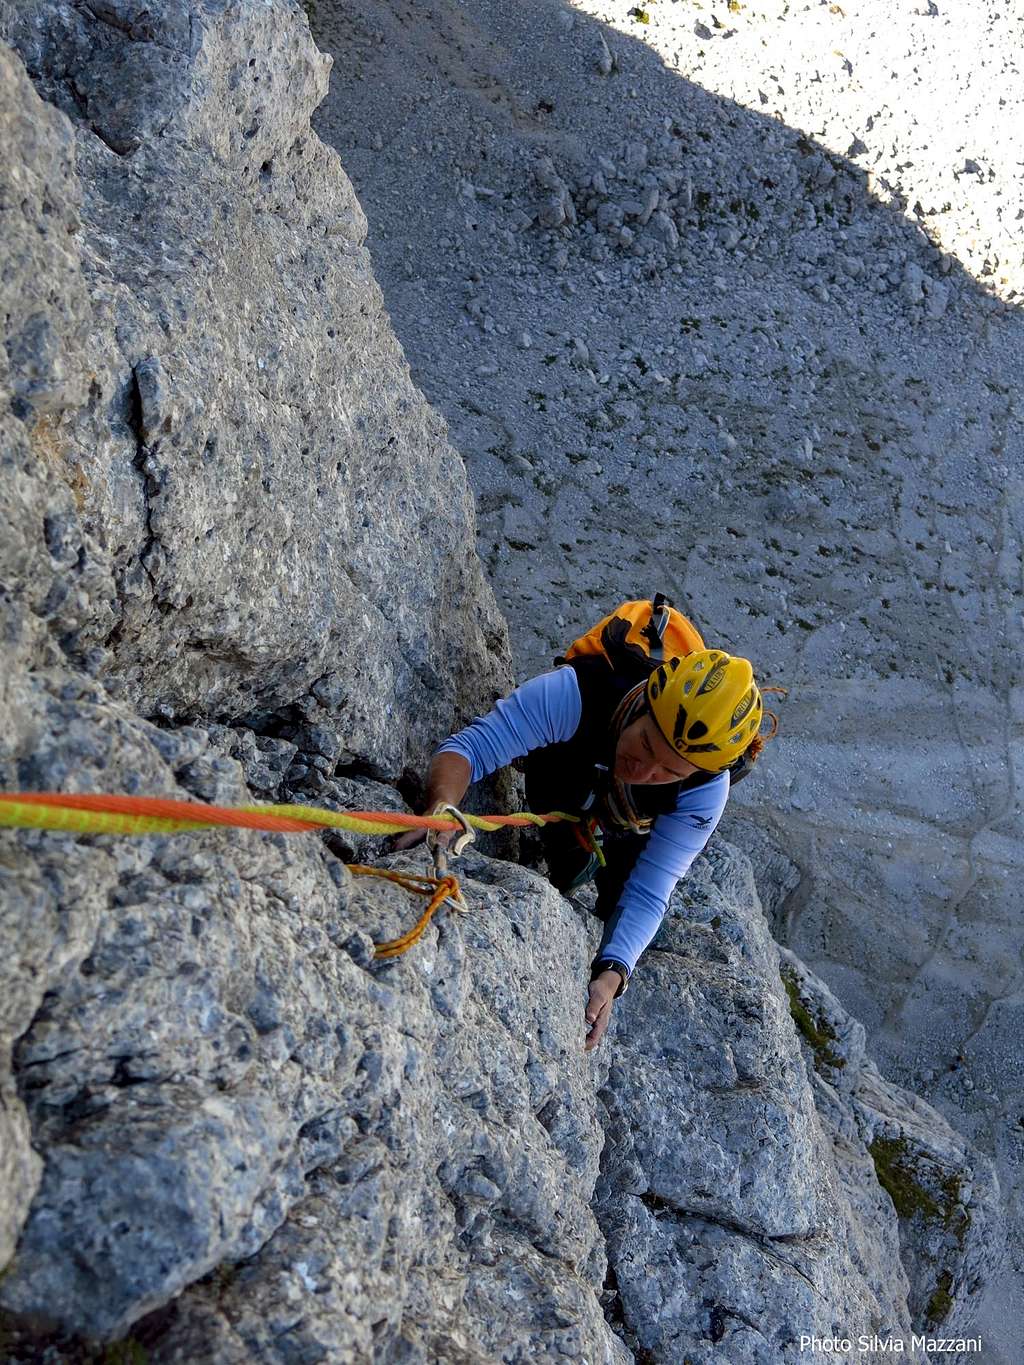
584, 978, 616, 1052
391, 826, 431, 851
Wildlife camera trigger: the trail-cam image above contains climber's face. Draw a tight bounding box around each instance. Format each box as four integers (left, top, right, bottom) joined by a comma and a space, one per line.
614, 713, 701, 785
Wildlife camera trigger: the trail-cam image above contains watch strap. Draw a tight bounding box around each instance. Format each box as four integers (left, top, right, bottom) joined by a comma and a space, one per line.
592, 958, 630, 997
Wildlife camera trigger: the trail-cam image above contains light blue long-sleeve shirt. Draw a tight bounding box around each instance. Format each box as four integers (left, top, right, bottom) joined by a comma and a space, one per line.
436, 667, 728, 974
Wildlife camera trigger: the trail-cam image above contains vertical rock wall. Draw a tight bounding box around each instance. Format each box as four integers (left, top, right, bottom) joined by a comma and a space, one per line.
0, 0, 514, 1347
596, 848, 1001, 1362
1, 0, 511, 767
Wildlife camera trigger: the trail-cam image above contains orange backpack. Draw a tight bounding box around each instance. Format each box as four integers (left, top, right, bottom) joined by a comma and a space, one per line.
560, 595, 776, 784
559, 595, 705, 681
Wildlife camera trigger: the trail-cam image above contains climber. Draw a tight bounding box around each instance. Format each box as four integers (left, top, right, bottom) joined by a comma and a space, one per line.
396, 599, 768, 1053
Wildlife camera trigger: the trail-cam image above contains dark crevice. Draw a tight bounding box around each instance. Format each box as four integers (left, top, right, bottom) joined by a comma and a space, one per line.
15, 1046, 84, 1073
322, 831, 357, 862
636, 1190, 822, 1292
705, 1299, 765, 1341
110, 1055, 165, 1088
78, 1, 190, 54
102, 618, 126, 650
706, 1076, 767, 1095
89, 122, 139, 157
334, 756, 384, 782
65, 71, 136, 156
129, 364, 161, 594
599, 1260, 626, 1329
65, 75, 90, 118
598, 1260, 655, 1362
638, 1188, 800, 1244
534, 1094, 560, 1133
394, 765, 426, 812
80, 2, 134, 36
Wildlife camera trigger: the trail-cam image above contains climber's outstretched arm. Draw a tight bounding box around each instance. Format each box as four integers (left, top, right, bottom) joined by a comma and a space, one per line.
392, 751, 471, 850
395, 670, 579, 849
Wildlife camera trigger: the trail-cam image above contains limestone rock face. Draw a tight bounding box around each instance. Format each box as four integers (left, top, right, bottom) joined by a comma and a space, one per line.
0, 0, 510, 771
0, 3, 1004, 1362
595, 848, 1001, 1363
1, 819, 627, 1358
0, 780, 999, 1360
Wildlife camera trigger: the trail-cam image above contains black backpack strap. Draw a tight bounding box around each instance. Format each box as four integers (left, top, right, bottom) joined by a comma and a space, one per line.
725, 751, 755, 786
640, 593, 673, 658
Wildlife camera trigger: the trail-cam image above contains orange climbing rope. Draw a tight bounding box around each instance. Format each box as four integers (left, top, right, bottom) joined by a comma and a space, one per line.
0, 791, 578, 961
0, 792, 574, 838
348, 865, 464, 959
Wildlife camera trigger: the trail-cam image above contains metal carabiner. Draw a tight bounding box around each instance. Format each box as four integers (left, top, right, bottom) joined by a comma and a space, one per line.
426, 802, 475, 911
436, 802, 476, 858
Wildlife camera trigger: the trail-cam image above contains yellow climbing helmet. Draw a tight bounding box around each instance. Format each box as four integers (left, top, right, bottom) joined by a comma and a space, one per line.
646, 650, 763, 772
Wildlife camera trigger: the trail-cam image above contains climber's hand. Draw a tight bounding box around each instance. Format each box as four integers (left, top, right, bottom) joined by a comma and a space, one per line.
392, 825, 437, 851
584, 973, 620, 1052
393, 755, 472, 852
391, 803, 455, 853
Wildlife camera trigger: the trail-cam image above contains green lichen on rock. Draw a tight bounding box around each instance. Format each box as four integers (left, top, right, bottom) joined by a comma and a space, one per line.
100, 1343, 148, 1365
925, 1270, 954, 1325
868, 1137, 976, 1331
869, 1136, 972, 1240
780, 967, 846, 1073
869, 1136, 943, 1220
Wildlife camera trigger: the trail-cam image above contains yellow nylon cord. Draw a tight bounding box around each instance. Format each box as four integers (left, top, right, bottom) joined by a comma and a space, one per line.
0, 798, 578, 839
0, 795, 579, 961
0, 801, 210, 837
348, 865, 463, 959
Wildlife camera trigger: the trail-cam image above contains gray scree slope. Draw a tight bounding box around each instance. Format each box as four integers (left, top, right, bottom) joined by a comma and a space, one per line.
0, 0, 1008, 1361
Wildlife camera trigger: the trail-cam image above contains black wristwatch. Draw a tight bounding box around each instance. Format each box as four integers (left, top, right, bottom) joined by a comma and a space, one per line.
592, 958, 630, 997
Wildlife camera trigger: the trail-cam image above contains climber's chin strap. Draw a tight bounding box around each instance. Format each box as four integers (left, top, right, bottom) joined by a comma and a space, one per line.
427, 802, 475, 910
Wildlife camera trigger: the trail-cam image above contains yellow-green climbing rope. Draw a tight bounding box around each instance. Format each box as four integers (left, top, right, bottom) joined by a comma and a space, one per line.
0, 792, 578, 959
